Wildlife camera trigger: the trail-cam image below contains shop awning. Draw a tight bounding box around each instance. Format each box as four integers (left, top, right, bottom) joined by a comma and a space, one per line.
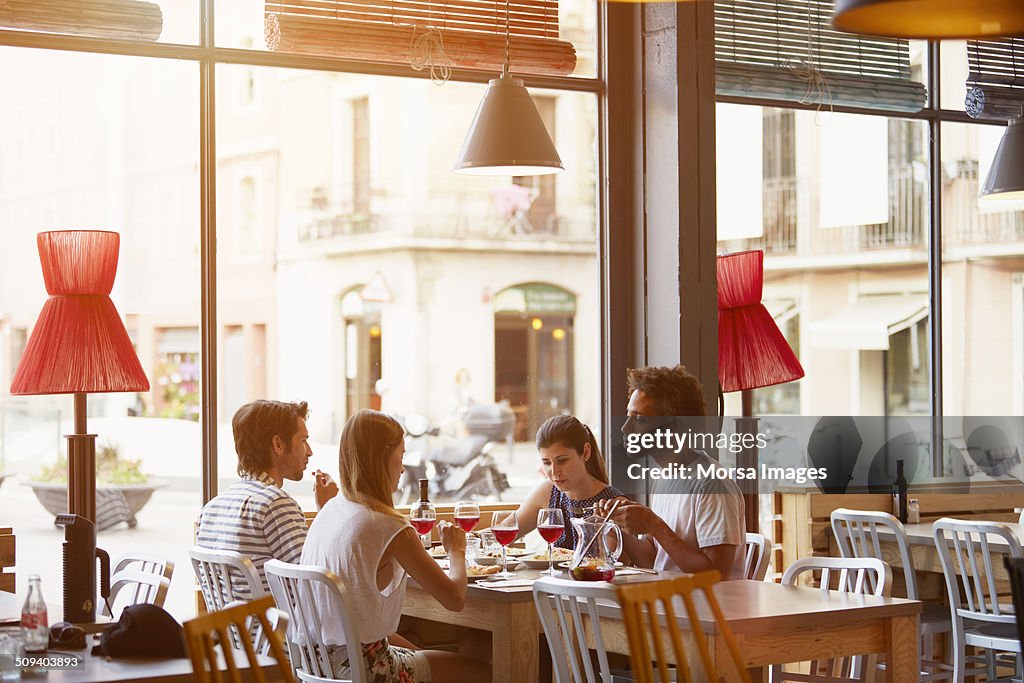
810, 294, 928, 350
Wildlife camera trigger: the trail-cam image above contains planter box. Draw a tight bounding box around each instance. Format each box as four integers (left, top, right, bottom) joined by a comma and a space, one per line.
25, 481, 166, 531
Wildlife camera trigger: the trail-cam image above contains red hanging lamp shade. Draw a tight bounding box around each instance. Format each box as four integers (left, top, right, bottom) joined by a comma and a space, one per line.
10, 230, 149, 395
717, 249, 804, 393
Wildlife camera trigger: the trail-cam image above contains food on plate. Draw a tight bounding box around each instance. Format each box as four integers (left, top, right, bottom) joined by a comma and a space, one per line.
429, 546, 447, 557
529, 547, 573, 562
467, 564, 502, 577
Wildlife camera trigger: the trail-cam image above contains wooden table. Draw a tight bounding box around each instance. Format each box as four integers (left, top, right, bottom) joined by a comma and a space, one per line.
875, 521, 1024, 581
404, 569, 921, 683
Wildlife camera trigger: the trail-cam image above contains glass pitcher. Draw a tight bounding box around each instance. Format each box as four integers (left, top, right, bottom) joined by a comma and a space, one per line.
568, 515, 622, 581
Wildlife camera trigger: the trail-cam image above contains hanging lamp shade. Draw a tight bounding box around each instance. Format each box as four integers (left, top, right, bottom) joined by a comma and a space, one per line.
833, 0, 1024, 39
717, 250, 804, 393
982, 117, 1024, 200
10, 230, 149, 395
453, 73, 563, 176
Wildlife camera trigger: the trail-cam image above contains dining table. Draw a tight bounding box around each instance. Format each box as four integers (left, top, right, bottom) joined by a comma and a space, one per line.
874, 520, 1024, 582
403, 563, 922, 683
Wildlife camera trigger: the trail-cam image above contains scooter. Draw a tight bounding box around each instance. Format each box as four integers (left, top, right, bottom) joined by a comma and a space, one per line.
394, 406, 512, 505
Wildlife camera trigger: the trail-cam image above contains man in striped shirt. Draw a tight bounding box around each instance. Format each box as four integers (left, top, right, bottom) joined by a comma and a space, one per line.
196, 399, 338, 597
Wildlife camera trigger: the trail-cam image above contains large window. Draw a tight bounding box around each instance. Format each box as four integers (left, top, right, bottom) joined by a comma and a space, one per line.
0, 1, 600, 621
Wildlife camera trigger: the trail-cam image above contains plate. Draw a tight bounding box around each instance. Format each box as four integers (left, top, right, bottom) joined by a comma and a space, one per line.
466, 566, 506, 580
474, 555, 521, 567
519, 558, 563, 569
556, 561, 625, 570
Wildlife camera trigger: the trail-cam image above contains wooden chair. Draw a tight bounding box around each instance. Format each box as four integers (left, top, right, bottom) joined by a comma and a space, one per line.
182, 595, 295, 683
265, 559, 369, 683
614, 570, 751, 683
744, 532, 770, 581
533, 576, 620, 683
772, 556, 891, 682
933, 518, 1022, 683
831, 507, 951, 679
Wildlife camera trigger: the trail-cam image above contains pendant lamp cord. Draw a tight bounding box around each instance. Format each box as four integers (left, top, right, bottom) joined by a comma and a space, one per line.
503, 0, 511, 77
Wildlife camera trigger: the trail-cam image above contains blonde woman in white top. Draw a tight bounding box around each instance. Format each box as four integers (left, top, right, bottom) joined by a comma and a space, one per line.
302, 410, 491, 683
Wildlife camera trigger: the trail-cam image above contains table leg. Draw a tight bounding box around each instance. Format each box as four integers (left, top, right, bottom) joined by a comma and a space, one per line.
491, 601, 541, 683
885, 614, 919, 683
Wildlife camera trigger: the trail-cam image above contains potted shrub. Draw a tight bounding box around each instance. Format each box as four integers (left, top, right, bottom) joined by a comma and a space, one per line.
26, 441, 164, 530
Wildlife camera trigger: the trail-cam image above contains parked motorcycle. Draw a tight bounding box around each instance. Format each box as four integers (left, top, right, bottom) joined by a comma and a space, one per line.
394, 403, 513, 505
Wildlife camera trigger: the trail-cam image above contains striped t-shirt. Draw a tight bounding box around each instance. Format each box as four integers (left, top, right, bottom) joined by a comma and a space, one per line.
195, 472, 307, 597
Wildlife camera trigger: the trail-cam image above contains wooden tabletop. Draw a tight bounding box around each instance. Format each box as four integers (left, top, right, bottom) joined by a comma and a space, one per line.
32, 648, 282, 682
887, 521, 1024, 548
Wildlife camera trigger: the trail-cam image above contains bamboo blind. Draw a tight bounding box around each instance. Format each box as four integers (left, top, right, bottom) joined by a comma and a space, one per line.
715, 0, 927, 112
0, 0, 163, 41
966, 39, 1024, 120
264, 0, 576, 76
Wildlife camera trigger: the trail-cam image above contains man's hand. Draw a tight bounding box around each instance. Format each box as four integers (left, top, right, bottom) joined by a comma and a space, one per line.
313, 469, 339, 510
596, 497, 662, 536
438, 519, 467, 556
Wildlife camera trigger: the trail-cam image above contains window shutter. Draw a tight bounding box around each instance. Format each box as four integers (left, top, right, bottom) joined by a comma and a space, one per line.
715, 0, 926, 113
966, 39, 1024, 121
264, 1, 576, 76
0, 0, 163, 41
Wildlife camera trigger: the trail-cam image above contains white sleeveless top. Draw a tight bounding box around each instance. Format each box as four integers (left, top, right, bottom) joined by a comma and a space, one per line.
301, 495, 413, 646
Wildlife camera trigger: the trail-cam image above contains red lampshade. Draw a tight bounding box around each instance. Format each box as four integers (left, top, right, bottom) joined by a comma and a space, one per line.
717, 249, 804, 393
10, 230, 149, 395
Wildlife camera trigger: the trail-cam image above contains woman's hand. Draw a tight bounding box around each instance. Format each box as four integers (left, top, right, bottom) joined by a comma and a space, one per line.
439, 519, 467, 556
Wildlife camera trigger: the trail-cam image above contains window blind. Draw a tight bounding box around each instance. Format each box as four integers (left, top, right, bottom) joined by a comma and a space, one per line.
0, 0, 162, 41
966, 39, 1024, 121
264, 0, 576, 76
715, 0, 926, 113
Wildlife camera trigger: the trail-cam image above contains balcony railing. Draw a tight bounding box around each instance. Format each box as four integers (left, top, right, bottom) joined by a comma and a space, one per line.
942, 160, 1024, 248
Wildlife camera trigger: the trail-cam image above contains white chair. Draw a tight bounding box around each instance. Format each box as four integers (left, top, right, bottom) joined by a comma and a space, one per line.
265, 559, 368, 683
189, 546, 269, 653
831, 508, 952, 679
533, 576, 620, 683
771, 556, 891, 683
744, 532, 770, 581
933, 518, 1023, 683
100, 569, 171, 619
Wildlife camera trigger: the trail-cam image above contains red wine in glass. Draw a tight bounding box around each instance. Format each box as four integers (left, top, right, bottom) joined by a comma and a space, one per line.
492, 527, 518, 547
538, 524, 564, 544
410, 518, 436, 536
454, 515, 480, 532
571, 565, 616, 581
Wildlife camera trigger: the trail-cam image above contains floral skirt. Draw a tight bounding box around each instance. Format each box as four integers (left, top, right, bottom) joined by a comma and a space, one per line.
327, 638, 431, 683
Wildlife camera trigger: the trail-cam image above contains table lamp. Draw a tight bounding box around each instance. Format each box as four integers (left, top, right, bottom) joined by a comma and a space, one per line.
718, 249, 804, 532
10, 230, 149, 525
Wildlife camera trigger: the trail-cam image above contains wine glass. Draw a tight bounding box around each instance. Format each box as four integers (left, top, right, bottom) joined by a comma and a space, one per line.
490, 510, 519, 578
536, 508, 565, 575
409, 501, 436, 549
454, 501, 481, 533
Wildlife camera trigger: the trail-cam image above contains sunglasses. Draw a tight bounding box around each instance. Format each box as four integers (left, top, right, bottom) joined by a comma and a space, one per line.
49, 622, 86, 650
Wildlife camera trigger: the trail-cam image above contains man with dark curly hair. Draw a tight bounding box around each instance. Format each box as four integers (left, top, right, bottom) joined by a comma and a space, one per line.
196, 399, 338, 595
597, 365, 746, 579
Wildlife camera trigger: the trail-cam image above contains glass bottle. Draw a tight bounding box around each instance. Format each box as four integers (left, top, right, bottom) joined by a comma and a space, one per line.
20, 575, 48, 653
892, 459, 909, 524
409, 479, 436, 549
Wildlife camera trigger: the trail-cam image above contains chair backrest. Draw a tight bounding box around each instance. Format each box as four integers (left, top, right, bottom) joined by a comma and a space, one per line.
265, 559, 369, 683
743, 532, 770, 581
183, 595, 296, 683
101, 569, 171, 619
100, 552, 175, 618
778, 556, 891, 681
831, 507, 917, 598
933, 517, 1022, 625
613, 571, 751, 683
190, 546, 268, 652
533, 576, 620, 683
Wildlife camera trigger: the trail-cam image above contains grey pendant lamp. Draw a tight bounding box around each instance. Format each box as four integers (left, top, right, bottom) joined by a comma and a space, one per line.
453, 0, 563, 176
833, 0, 1024, 39
982, 117, 1024, 200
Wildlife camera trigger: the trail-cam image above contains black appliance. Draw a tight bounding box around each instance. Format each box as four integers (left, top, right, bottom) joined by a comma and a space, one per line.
54, 514, 110, 623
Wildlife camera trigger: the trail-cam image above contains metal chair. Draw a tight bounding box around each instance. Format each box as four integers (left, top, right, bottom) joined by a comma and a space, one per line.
771, 556, 891, 682
533, 576, 620, 683
265, 559, 369, 683
190, 546, 270, 653
744, 532, 770, 581
100, 552, 175, 618
182, 595, 295, 683
831, 508, 952, 679
614, 571, 751, 683
933, 518, 1023, 683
